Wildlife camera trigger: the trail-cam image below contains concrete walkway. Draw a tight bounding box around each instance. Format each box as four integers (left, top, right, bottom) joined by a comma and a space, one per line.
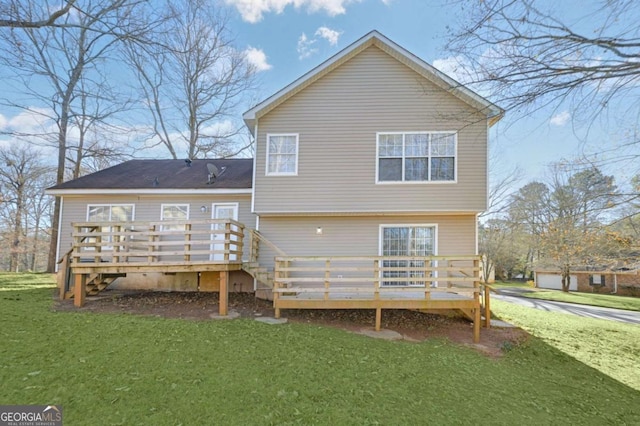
493, 289, 640, 325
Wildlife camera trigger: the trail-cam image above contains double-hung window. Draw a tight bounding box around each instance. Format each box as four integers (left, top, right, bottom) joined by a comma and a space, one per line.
86, 204, 134, 250
161, 204, 189, 231
266, 134, 298, 175
377, 132, 456, 182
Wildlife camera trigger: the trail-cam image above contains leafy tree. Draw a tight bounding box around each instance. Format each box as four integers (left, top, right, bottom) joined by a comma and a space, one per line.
541, 165, 619, 291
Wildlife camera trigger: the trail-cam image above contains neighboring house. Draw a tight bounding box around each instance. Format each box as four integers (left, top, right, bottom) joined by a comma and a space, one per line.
535, 269, 640, 297
47, 31, 503, 339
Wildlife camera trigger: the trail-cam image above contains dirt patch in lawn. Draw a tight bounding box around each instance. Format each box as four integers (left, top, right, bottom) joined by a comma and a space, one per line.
54, 290, 528, 358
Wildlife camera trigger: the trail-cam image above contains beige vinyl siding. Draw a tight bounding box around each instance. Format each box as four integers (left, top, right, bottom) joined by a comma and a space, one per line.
256, 214, 476, 269
254, 45, 488, 214
57, 194, 254, 262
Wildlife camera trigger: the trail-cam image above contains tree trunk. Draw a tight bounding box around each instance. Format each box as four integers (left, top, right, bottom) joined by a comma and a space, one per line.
561, 265, 571, 292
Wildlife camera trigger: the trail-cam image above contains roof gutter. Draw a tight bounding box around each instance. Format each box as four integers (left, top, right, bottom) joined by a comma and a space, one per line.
45, 188, 253, 196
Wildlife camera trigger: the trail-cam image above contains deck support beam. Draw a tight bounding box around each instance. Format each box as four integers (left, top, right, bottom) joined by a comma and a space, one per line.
73, 274, 86, 307
375, 307, 382, 331
484, 286, 491, 328
473, 306, 480, 343
219, 271, 228, 316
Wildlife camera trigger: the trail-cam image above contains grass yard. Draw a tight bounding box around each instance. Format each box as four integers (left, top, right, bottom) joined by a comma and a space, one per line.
488, 281, 533, 290
522, 289, 640, 312
1, 273, 639, 425
491, 300, 640, 391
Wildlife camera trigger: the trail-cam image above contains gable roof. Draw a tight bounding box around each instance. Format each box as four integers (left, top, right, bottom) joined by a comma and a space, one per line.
243, 30, 504, 134
46, 159, 253, 195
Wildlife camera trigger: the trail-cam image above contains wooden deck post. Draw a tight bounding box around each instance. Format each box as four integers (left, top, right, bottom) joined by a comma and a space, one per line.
219, 271, 228, 316
375, 307, 382, 331
184, 223, 192, 262
73, 274, 86, 307
324, 259, 330, 301
484, 285, 491, 328
274, 258, 281, 319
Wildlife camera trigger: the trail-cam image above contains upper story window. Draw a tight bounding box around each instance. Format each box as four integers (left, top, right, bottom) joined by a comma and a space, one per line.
377, 132, 457, 183
267, 134, 298, 176
161, 204, 189, 231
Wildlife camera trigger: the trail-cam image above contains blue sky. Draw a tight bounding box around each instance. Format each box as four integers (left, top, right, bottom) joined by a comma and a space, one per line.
224, 0, 635, 187
0, 0, 635, 190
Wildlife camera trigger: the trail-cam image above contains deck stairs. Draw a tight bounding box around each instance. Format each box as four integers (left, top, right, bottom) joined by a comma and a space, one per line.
241, 230, 288, 300
85, 273, 125, 296
58, 250, 125, 299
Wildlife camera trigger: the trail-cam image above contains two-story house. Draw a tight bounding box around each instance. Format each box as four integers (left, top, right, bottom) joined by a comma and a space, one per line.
47, 31, 502, 340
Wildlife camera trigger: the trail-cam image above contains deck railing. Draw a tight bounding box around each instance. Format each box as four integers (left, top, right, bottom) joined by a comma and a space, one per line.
70, 219, 244, 267
273, 255, 481, 301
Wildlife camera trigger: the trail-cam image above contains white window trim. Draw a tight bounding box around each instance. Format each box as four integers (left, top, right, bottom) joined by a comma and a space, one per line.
378, 224, 439, 256
85, 204, 136, 251
266, 133, 299, 176
211, 202, 240, 221
160, 203, 190, 231
378, 224, 439, 288
86, 204, 136, 222
375, 131, 458, 184
210, 202, 240, 262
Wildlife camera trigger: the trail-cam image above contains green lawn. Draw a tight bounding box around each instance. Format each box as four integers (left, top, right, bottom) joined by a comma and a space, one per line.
491, 300, 640, 391
522, 289, 640, 312
1, 273, 639, 425
489, 281, 533, 289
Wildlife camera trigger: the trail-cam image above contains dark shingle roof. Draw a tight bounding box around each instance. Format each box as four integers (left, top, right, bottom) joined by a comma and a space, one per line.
48, 159, 253, 190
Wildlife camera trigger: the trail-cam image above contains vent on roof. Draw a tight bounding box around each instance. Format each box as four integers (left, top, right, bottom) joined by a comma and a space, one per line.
185, 159, 192, 167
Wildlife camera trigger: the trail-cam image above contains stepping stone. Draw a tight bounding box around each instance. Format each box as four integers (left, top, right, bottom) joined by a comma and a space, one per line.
357, 328, 403, 340
255, 317, 288, 325
490, 319, 517, 328
209, 310, 240, 320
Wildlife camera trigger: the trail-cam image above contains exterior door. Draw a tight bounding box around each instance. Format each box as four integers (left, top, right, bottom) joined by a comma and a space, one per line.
211, 203, 239, 261
380, 225, 436, 287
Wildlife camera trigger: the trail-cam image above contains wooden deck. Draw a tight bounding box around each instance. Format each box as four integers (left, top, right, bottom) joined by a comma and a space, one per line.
63, 219, 245, 315
60, 222, 490, 342
273, 255, 489, 342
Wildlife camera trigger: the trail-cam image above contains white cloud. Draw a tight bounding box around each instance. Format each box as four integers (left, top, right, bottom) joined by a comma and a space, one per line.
315, 26, 341, 46
0, 113, 7, 130
226, 0, 359, 23
5, 107, 53, 133
297, 26, 342, 60
297, 33, 318, 60
244, 46, 272, 72
432, 56, 474, 85
550, 111, 571, 126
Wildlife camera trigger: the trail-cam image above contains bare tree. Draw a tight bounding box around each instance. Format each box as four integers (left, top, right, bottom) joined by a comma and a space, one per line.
0, 0, 76, 28
446, 0, 640, 119
0, 0, 157, 271
0, 145, 53, 272
125, 0, 256, 159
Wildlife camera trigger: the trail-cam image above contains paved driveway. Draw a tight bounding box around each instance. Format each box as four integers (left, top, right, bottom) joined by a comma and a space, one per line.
492, 289, 640, 325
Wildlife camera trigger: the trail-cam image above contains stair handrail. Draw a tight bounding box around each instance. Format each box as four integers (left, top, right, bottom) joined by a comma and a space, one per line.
249, 229, 287, 257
